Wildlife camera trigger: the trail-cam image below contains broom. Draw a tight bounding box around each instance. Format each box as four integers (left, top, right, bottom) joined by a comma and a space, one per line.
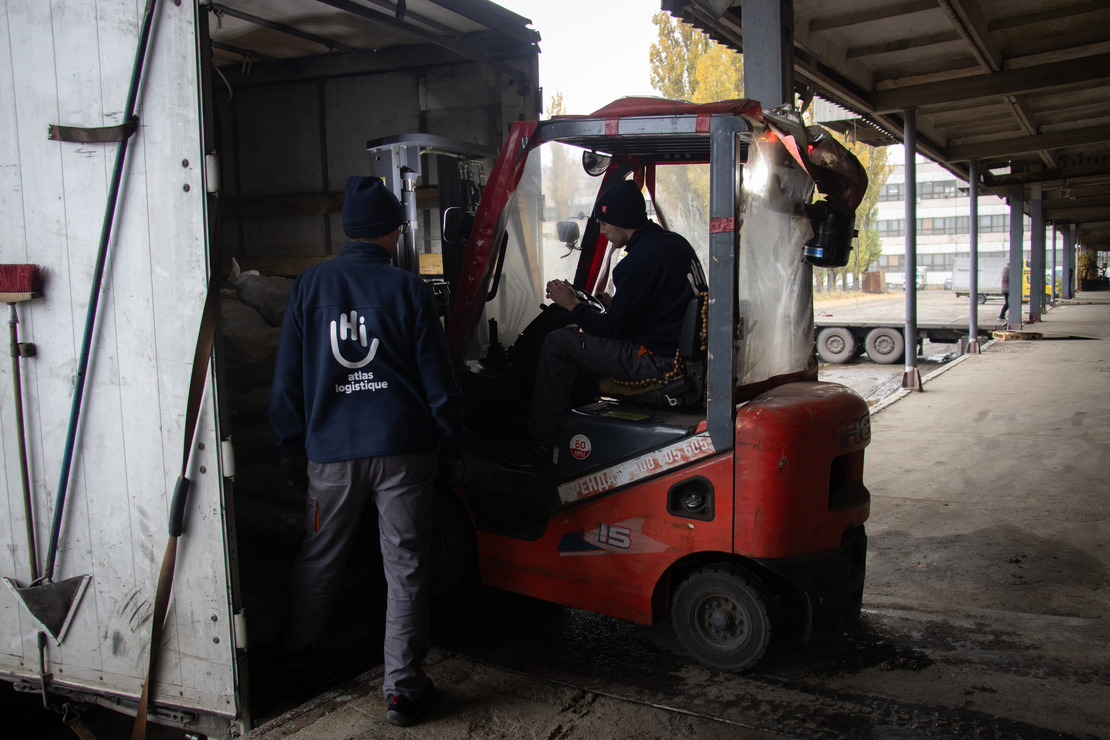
1, 263, 44, 585
0, 263, 43, 302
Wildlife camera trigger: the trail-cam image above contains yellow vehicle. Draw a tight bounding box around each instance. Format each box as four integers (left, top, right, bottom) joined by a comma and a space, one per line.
1022, 261, 1053, 301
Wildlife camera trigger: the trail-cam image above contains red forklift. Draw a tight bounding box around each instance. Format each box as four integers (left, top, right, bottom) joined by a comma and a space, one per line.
430, 98, 871, 673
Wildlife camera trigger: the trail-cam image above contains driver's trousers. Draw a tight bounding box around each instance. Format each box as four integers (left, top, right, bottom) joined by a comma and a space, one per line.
528, 326, 673, 442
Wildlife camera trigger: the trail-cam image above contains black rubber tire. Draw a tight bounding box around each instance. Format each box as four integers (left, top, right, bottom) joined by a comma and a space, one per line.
429, 488, 477, 595
977, 293, 987, 304
864, 327, 905, 365
671, 564, 772, 673
816, 327, 857, 364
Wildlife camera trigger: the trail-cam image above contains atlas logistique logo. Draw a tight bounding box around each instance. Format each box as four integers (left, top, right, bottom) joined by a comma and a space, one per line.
330, 310, 389, 395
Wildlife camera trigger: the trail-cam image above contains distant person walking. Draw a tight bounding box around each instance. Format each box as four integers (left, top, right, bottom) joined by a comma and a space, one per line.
998, 263, 1010, 321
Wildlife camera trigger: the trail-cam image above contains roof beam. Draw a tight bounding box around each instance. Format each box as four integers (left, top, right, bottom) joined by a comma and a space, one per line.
208, 3, 364, 53
946, 125, 1110, 162
870, 53, 1110, 113
808, 0, 935, 33
988, 1, 1109, 31
938, 0, 1001, 72
313, 0, 531, 87
983, 162, 1110, 187
845, 31, 960, 60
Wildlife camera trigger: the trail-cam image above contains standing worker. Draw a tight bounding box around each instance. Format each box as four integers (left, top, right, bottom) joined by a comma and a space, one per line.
270, 175, 466, 727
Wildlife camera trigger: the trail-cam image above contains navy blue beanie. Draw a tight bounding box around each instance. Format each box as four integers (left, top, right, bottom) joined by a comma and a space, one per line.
592, 180, 647, 228
343, 176, 403, 238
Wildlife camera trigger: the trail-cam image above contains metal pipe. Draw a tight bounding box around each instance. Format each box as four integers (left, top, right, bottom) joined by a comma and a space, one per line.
902, 109, 921, 390
9, 304, 38, 580
967, 159, 980, 354
43, 0, 159, 583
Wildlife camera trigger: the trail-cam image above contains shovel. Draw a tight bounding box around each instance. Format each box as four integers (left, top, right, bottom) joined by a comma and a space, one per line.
5, 0, 158, 645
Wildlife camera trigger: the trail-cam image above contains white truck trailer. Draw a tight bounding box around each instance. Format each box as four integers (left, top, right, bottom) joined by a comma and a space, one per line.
0, 2, 538, 737
952, 253, 1008, 303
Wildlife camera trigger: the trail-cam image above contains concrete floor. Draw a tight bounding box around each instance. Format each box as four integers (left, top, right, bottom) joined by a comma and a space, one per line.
242, 292, 1110, 739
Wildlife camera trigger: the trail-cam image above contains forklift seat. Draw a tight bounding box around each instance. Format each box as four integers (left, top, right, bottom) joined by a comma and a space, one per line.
597, 292, 707, 409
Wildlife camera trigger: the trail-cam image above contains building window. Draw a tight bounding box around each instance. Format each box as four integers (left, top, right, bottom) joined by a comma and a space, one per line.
878, 219, 904, 236
879, 183, 904, 202
919, 180, 958, 200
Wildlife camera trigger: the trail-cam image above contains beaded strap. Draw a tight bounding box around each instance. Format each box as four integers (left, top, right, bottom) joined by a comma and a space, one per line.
606, 292, 708, 390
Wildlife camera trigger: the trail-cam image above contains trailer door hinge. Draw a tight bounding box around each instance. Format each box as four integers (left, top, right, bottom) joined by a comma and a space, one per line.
220, 438, 236, 479
49, 116, 139, 143
205, 153, 220, 194
233, 608, 248, 652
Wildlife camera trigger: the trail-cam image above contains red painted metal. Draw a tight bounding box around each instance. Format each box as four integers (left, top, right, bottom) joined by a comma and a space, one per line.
446, 120, 538, 363
476, 454, 736, 625
734, 382, 871, 558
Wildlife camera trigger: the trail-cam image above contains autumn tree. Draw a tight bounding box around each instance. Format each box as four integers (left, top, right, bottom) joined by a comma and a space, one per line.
649, 14, 744, 230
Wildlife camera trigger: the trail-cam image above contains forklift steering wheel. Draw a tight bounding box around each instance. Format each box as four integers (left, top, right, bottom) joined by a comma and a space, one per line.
574, 288, 606, 313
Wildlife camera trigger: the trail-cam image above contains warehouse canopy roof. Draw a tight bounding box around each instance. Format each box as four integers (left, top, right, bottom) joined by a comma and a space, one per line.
665, 0, 1110, 252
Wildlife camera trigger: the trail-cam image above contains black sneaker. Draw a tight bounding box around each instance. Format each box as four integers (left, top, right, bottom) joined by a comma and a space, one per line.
386, 681, 436, 727
504, 441, 555, 469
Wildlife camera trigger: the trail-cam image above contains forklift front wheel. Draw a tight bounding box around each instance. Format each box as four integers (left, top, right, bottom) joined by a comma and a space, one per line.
671, 564, 772, 673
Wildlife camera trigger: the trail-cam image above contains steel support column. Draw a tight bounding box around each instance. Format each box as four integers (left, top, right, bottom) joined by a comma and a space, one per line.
1051, 225, 1058, 307
1064, 224, 1076, 299
741, 0, 794, 109
967, 159, 981, 354
902, 109, 921, 390
1029, 183, 1044, 322
1007, 182, 1024, 331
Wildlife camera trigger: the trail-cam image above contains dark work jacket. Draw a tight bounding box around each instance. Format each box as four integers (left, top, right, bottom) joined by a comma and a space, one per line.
570, 222, 706, 356
269, 242, 466, 462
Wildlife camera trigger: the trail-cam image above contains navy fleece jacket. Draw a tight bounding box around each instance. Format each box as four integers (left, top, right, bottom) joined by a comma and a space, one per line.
269, 242, 466, 462
570, 222, 707, 356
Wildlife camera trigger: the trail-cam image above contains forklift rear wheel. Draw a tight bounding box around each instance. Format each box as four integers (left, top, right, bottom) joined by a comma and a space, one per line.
671, 564, 772, 673
816, 327, 857, 364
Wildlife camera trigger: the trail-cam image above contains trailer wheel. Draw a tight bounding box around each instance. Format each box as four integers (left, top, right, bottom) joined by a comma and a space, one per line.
864, 327, 905, 364
977, 293, 987, 304
671, 565, 772, 673
816, 327, 857, 364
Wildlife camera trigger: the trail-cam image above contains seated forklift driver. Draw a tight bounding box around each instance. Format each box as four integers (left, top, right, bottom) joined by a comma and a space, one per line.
510, 179, 707, 468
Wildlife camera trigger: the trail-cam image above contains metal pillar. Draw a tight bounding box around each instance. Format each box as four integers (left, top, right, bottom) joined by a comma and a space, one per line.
1051, 225, 1058, 307
741, 0, 794, 108
1029, 183, 1044, 322
1064, 224, 1076, 299
966, 159, 981, 354
1007, 182, 1024, 331
902, 109, 921, 390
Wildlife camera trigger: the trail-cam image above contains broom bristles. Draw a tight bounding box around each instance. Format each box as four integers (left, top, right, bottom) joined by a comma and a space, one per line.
0, 264, 44, 301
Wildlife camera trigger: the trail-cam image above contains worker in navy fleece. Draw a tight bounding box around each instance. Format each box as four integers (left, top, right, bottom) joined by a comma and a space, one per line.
270, 176, 463, 727
514, 179, 706, 465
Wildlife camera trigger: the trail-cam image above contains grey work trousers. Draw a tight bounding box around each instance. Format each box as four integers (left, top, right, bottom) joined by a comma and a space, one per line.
285, 453, 436, 700
528, 326, 672, 442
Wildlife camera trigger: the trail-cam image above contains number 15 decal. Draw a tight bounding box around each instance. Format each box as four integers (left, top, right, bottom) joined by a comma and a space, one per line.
597, 523, 631, 549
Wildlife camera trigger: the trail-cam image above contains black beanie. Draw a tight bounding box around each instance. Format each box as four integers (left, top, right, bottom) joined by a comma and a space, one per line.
592, 180, 647, 228
343, 176, 403, 238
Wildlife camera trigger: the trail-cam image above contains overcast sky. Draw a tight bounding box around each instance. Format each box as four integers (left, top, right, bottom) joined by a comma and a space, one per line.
495, 0, 664, 115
